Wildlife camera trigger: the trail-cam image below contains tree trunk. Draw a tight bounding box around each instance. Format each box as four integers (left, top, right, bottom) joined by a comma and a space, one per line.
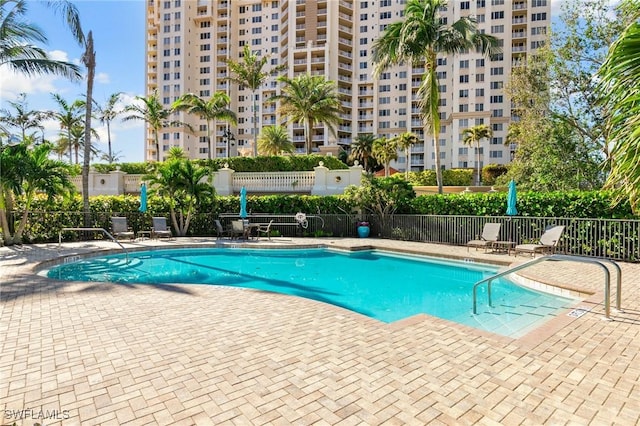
476, 140, 481, 186
82, 31, 96, 228
434, 131, 443, 194
252, 93, 258, 157
106, 120, 112, 163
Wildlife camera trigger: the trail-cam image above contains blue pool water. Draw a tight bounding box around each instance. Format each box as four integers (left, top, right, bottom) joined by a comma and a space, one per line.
46, 248, 577, 337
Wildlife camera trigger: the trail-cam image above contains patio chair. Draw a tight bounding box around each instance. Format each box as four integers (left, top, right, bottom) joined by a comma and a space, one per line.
151, 217, 173, 240
257, 220, 274, 241
215, 219, 232, 240
466, 223, 501, 251
111, 217, 135, 240
231, 220, 245, 239
514, 225, 565, 257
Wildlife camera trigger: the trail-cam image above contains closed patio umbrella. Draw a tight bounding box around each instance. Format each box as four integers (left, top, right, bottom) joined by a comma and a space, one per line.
139, 183, 147, 213
506, 179, 517, 242
239, 186, 248, 219
506, 179, 518, 216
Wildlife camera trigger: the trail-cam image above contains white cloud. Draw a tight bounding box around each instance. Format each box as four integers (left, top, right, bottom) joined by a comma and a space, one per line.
96, 72, 110, 84
0, 66, 61, 100
49, 50, 71, 62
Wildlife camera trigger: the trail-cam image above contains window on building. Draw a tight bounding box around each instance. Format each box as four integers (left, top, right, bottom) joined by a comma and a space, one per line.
379, 85, 390, 92
459, 147, 468, 155
200, 67, 210, 74
490, 67, 504, 75
460, 60, 469, 68
477, 14, 485, 22
380, 11, 391, 19
532, 12, 547, 21
492, 109, 503, 117
200, 44, 210, 51
459, 89, 469, 98
200, 33, 210, 39
490, 95, 503, 103
491, 11, 504, 19
476, 88, 484, 96
475, 104, 484, 111
461, 1, 470, 9
491, 25, 504, 33
459, 75, 469, 83
490, 81, 503, 89
490, 150, 503, 158
459, 104, 469, 112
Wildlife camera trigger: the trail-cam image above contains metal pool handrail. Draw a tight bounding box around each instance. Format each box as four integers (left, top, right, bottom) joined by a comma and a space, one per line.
472, 254, 622, 320
58, 227, 129, 262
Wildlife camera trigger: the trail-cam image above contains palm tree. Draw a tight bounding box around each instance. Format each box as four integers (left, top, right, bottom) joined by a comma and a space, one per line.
597, 20, 640, 213
145, 158, 214, 236
0, 0, 82, 79
372, 137, 398, 177
392, 132, 420, 179
0, 93, 47, 143
0, 142, 73, 245
372, 0, 500, 194
94, 92, 122, 164
62, 123, 99, 164
172, 92, 237, 160
271, 73, 342, 155
257, 125, 294, 156
349, 133, 376, 172
50, 93, 84, 163
81, 30, 96, 227
122, 91, 186, 162
226, 45, 286, 157
462, 124, 492, 185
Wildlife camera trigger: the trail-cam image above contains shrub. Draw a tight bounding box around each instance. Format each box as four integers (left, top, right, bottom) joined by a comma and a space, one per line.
407, 169, 473, 186
482, 164, 509, 186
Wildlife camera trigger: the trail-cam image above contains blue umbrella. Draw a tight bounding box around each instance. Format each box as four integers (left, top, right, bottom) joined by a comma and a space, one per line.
506, 179, 518, 216
239, 186, 248, 219
139, 183, 147, 213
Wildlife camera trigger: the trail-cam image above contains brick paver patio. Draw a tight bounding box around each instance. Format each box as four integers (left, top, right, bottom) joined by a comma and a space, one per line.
1, 238, 639, 425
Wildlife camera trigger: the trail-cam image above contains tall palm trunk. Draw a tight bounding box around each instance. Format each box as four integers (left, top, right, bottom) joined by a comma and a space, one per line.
82, 31, 95, 228
476, 140, 481, 185
252, 94, 258, 157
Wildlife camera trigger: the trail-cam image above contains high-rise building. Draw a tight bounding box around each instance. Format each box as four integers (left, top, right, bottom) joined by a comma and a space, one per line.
145, 0, 550, 172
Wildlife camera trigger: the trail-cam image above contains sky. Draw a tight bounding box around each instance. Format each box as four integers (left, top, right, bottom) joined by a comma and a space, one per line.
0, 0, 571, 164
0, 0, 147, 162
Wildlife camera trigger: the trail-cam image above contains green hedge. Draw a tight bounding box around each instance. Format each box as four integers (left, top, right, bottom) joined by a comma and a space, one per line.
89, 155, 347, 174
410, 190, 635, 218
407, 169, 473, 186
14, 189, 635, 243
482, 164, 509, 186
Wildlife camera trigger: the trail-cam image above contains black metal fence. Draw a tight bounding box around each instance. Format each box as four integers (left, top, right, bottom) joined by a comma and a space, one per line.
9, 211, 640, 262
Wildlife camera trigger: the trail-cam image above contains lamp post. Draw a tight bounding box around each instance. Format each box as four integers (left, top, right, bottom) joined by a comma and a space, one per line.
223, 128, 235, 158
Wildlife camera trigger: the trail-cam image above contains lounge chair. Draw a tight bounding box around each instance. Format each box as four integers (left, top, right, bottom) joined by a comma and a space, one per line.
467, 223, 501, 251
514, 225, 565, 257
215, 219, 232, 240
111, 217, 135, 240
151, 217, 173, 240
231, 220, 245, 239
257, 220, 274, 240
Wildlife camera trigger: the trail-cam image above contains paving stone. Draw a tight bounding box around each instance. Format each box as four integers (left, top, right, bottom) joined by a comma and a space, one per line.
2, 238, 640, 424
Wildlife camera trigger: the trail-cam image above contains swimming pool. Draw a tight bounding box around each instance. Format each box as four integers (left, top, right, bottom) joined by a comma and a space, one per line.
45, 248, 577, 337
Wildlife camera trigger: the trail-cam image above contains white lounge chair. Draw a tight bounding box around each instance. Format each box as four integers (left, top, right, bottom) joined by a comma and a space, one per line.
151, 217, 173, 240
514, 225, 565, 257
111, 217, 135, 240
467, 223, 501, 251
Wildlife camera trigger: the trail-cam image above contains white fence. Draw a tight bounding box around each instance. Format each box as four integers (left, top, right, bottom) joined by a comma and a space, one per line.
70, 163, 363, 196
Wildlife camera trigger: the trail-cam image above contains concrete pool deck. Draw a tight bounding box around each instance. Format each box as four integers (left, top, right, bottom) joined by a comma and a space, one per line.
1, 237, 639, 425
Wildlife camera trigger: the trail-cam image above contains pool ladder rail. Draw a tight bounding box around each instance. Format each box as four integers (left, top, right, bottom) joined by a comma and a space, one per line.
472, 254, 622, 320
58, 227, 129, 262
